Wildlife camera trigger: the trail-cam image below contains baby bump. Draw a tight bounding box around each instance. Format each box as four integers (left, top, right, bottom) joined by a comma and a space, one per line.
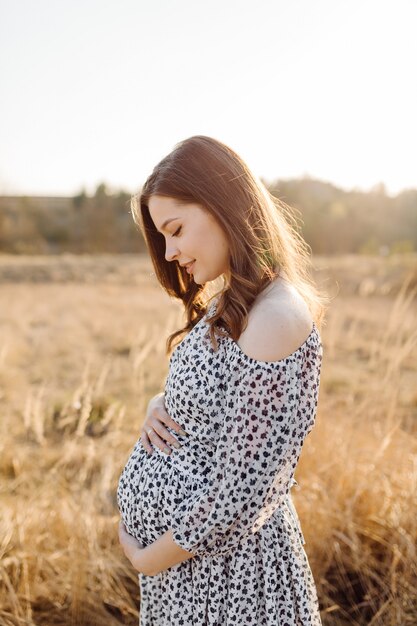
117, 437, 209, 546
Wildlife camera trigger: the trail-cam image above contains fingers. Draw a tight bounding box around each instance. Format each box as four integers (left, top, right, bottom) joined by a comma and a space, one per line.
153, 404, 187, 437
143, 422, 176, 455
141, 405, 188, 456
141, 430, 154, 456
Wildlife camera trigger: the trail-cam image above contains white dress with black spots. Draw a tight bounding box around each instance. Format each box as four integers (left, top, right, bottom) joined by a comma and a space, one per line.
117, 298, 323, 625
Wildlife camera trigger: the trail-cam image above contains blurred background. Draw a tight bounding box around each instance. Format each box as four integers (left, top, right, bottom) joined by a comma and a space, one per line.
0, 1, 416, 625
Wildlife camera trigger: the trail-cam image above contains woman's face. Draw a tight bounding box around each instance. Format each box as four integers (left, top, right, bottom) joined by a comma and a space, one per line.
148, 195, 231, 285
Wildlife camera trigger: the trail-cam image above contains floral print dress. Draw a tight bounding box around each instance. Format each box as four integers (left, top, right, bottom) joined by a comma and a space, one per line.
117, 297, 323, 625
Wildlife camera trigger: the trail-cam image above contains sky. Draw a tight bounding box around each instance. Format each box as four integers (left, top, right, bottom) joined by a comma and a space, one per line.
0, 0, 416, 197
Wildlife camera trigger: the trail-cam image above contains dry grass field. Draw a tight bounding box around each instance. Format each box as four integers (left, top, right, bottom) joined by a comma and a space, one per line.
0, 253, 416, 626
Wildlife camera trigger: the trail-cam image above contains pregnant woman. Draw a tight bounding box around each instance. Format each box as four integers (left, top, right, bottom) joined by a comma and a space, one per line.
117, 135, 327, 625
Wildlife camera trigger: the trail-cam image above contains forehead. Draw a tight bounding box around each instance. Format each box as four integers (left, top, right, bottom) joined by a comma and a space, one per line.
148, 195, 183, 214
149, 195, 188, 219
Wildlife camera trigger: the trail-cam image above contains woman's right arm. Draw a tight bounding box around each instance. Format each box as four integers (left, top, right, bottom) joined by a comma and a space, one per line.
141, 392, 187, 456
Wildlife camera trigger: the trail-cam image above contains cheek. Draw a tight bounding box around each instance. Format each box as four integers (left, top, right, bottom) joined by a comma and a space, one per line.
192, 228, 208, 251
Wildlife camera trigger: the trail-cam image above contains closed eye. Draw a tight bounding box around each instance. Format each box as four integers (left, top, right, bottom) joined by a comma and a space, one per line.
172, 226, 182, 237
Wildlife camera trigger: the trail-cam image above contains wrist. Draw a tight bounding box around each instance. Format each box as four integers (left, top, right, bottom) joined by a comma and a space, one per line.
133, 545, 157, 577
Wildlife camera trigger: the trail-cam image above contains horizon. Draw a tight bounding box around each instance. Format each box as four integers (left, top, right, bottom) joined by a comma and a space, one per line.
0, 173, 414, 201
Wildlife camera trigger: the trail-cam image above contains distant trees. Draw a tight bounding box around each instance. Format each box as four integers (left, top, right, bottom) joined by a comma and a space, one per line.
72, 188, 88, 209
69, 183, 142, 253
0, 178, 415, 255
269, 177, 417, 256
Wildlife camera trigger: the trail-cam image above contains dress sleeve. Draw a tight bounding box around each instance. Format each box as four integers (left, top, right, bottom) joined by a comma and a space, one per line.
170, 340, 322, 557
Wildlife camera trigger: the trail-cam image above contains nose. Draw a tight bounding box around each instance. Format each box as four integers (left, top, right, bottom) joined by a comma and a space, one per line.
165, 242, 180, 263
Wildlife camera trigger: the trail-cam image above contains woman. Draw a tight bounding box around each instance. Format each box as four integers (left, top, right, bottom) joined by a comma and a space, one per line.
117, 135, 327, 625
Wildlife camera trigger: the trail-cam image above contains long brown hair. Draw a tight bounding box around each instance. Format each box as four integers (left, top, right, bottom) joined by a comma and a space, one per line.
131, 135, 328, 354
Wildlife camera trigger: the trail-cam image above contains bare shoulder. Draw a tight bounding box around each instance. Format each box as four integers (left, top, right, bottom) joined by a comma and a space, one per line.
236, 280, 314, 362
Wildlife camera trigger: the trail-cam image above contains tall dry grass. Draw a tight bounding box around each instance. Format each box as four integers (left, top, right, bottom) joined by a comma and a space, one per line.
0, 254, 416, 626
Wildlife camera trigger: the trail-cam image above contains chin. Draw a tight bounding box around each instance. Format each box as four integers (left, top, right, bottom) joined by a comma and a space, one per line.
193, 270, 213, 285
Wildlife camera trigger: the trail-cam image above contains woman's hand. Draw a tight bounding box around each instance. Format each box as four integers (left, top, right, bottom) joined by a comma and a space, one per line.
141, 392, 188, 456
118, 520, 154, 576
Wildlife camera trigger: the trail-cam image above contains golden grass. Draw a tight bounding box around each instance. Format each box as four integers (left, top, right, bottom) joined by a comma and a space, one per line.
0, 253, 416, 626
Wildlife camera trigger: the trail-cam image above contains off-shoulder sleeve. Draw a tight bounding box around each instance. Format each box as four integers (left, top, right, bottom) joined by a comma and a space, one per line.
171, 337, 322, 557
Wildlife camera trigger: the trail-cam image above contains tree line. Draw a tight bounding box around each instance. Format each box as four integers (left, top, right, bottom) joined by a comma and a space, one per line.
0, 178, 415, 255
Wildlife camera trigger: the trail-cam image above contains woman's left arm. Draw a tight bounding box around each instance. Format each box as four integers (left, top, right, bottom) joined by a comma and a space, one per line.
118, 521, 194, 576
